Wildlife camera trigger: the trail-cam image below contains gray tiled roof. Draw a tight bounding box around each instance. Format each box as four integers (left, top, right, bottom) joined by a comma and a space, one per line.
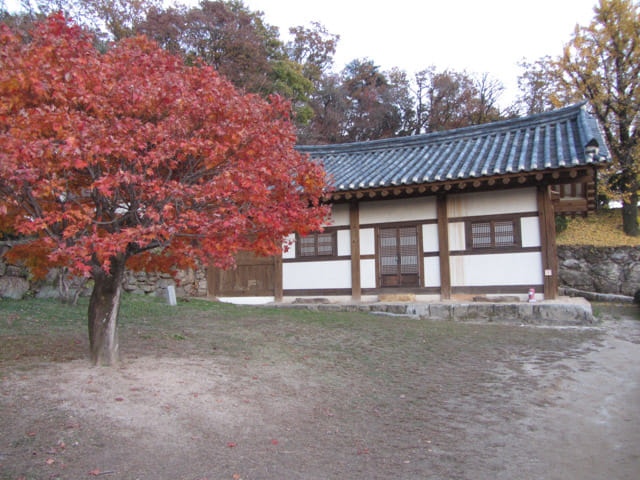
297, 103, 611, 192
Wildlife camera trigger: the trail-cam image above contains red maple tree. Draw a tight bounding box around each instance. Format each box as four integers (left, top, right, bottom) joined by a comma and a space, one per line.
0, 15, 329, 365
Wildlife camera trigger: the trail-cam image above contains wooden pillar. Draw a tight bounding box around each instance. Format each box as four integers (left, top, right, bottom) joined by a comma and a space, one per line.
436, 194, 451, 300
350, 200, 361, 301
537, 185, 558, 299
273, 254, 283, 302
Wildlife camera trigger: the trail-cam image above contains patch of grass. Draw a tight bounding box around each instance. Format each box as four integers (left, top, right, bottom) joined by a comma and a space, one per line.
557, 209, 640, 246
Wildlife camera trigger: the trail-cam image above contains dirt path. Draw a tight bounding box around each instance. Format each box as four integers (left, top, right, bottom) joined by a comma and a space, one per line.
496, 319, 640, 480
1, 313, 639, 480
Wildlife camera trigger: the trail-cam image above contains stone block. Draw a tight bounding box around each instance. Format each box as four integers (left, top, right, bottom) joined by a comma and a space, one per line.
492, 304, 520, 322
515, 303, 534, 321
451, 303, 473, 321
465, 304, 494, 322
533, 304, 595, 325
5, 265, 25, 277
35, 285, 60, 299
0, 276, 30, 299
385, 303, 409, 314
406, 304, 429, 317
426, 304, 452, 321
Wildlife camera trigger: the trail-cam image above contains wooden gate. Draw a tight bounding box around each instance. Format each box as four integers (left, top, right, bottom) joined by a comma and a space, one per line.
207, 251, 281, 297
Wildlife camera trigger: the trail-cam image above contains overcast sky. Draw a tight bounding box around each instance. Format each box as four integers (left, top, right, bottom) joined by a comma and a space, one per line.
242, 0, 599, 107
5, 0, 600, 106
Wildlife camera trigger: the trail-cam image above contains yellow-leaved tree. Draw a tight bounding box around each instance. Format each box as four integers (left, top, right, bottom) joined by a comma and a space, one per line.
518, 0, 639, 236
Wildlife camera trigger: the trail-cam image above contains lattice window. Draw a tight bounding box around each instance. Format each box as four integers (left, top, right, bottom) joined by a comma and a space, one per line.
494, 221, 515, 247
297, 231, 336, 257
471, 222, 492, 248
469, 219, 518, 249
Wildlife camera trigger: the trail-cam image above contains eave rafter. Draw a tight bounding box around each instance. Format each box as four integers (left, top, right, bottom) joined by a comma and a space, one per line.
325, 166, 598, 205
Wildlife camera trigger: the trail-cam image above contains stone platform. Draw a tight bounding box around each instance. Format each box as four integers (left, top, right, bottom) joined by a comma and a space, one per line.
271, 297, 596, 326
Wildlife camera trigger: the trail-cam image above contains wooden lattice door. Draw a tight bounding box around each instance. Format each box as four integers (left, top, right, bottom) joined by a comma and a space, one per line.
379, 226, 420, 287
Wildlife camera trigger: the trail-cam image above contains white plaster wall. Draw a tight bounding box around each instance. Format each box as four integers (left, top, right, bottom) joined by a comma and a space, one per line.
283, 260, 351, 290
450, 252, 543, 286
447, 187, 537, 218
521, 217, 541, 247
360, 228, 375, 255
282, 233, 296, 259
424, 257, 441, 287
328, 203, 350, 227
359, 197, 436, 224
422, 224, 439, 252
448, 222, 466, 251
361, 259, 376, 288
337, 229, 351, 256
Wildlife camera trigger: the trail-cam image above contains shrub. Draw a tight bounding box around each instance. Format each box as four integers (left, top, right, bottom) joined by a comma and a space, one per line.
555, 215, 569, 234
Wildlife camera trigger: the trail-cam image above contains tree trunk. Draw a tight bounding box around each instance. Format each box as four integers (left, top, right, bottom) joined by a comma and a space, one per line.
88, 257, 126, 366
622, 192, 639, 237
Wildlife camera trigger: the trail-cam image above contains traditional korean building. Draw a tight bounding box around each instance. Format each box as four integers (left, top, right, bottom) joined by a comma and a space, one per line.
208, 102, 610, 303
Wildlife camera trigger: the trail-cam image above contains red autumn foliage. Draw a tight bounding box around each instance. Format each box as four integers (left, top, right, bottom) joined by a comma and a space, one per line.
0, 13, 329, 278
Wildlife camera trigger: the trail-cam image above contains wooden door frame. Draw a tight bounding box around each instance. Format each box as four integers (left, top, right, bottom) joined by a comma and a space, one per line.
375, 224, 424, 288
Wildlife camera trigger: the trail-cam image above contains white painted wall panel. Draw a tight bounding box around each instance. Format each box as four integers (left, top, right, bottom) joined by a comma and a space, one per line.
422, 224, 439, 252
450, 252, 543, 286
424, 257, 441, 287
447, 188, 537, 218
328, 203, 349, 227
359, 197, 436, 224
448, 222, 466, 251
283, 260, 352, 290
521, 217, 541, 247
360, 228, 375, 255
361, 259, 376, 288
337, 230, 351, 256
282, 234, 296, 259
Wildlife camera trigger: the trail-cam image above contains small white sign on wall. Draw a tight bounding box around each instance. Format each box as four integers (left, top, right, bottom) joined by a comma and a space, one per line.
544, 269, 553, 276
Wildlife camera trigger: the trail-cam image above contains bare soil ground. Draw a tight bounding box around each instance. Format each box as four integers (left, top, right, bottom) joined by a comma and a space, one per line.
1, 297, 639, 480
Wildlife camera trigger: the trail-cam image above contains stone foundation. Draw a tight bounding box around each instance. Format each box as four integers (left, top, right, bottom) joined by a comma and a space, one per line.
273, 299, 596, 325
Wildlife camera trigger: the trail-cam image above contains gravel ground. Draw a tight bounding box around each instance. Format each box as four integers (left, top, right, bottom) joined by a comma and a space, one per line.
1, 302, 638, 480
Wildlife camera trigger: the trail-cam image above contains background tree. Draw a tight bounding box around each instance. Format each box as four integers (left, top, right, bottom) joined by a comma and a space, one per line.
287, 21, 339, 84
137, 1, 316, 124
559, 0, 639, 236
0, 15, 329, 365
518, 0, 639, 236
516, 56, 559, 115
411, 68, 509, 134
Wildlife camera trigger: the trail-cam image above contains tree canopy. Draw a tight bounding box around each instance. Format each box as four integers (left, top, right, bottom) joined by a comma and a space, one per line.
517, 0, 640, 236
0, 14, 329, 364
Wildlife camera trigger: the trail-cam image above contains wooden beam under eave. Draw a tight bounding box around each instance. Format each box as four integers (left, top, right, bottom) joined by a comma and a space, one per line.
436, 195, 451, 300
349, 201, 361, 301
537, 185, 558, 299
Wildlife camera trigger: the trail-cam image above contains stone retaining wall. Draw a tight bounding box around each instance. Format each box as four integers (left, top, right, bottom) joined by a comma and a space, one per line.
0, 242, 206, 299
123, 268, 207, 298
557, 246, 640, 297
